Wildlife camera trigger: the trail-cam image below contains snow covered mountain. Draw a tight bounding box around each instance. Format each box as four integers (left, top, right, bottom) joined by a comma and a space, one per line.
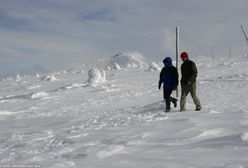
0, 56, 248, 168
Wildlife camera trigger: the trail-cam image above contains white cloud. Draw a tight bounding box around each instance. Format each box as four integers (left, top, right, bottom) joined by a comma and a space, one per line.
0, 0, 248, 74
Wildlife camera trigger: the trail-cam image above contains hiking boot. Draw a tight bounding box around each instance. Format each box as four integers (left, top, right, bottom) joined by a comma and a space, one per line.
172, 98, 177, 108
165, 107, 171, 112
195, 106, 202, 111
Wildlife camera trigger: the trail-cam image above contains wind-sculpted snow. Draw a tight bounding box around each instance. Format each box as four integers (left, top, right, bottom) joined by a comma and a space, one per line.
42, 73, 57, 81
0, 57, 248, 167
96, 52, 148, 70
108, 52, 147, 69
86, 69, 106, 86
147, 62, 161, 72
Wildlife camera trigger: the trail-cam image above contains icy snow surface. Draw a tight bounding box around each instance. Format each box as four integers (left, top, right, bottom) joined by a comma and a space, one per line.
0, 57, 248, 167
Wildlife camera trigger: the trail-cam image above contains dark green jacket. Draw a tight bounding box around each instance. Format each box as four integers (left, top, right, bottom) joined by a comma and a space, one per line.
181, 60, 198, 85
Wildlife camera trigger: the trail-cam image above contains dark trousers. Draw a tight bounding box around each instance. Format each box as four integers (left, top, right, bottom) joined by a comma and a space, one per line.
163, 89, 174, 110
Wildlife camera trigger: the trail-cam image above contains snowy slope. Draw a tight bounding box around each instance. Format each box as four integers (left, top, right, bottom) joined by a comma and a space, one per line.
0, 56, 248, 168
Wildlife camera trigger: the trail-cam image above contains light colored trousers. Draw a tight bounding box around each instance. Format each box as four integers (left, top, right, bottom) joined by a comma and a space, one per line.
180, 82, 201, 111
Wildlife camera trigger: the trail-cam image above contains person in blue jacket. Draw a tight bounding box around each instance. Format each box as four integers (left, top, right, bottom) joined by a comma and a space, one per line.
158, 57, 179, 112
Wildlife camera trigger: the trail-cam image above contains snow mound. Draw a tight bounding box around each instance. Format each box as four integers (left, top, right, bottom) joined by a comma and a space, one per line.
65, 83, 85, 90
148, 62, 161, 71
30, 92, 49, 99
113, 63, 122, 70
26, 84, 41, 90
16, 74, 22, 82
86, 69, 106, 86
43, 74, 57, 81
241, 132, 248, 141
35, 73, 41, 78
106, 52, 147, 70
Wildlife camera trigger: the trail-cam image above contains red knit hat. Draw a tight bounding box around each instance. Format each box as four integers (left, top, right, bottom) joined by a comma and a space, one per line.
181, 52, 189, 61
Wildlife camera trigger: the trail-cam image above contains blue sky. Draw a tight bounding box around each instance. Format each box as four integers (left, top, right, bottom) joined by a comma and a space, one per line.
0, 0, 248, 75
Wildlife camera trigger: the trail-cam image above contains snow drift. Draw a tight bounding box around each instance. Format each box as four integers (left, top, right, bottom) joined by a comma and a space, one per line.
98, 52, 148, 70
110, 52, 147, 69
86, 69, 106, 86
42, 73, 57, 81
147, 62, 161, 71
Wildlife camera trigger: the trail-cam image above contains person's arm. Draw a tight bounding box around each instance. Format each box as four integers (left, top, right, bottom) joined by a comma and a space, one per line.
172, 67, 179, 90
188, 62, 198, 84
175, 68, 179, 87
158, 68, 164, 89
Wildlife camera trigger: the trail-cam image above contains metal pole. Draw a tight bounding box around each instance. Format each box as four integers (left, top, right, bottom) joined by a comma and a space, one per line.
176, 27, 179, 98
229, 44, 232, 59
241, 25, 248, 43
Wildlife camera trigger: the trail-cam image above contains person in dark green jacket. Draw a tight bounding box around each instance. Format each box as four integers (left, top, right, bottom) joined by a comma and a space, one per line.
180, 52, 201, 111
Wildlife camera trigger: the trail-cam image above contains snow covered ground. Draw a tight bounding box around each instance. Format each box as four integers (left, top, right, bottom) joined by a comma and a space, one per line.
0, 54, 248, 168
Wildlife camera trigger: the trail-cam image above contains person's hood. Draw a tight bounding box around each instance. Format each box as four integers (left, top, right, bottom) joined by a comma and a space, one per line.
163, 57, 173, 67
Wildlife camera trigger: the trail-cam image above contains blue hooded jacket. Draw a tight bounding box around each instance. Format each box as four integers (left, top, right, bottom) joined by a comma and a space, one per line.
159, 57, 179, 90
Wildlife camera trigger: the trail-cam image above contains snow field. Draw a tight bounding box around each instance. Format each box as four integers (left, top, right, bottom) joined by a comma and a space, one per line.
0, 55, 248, 167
